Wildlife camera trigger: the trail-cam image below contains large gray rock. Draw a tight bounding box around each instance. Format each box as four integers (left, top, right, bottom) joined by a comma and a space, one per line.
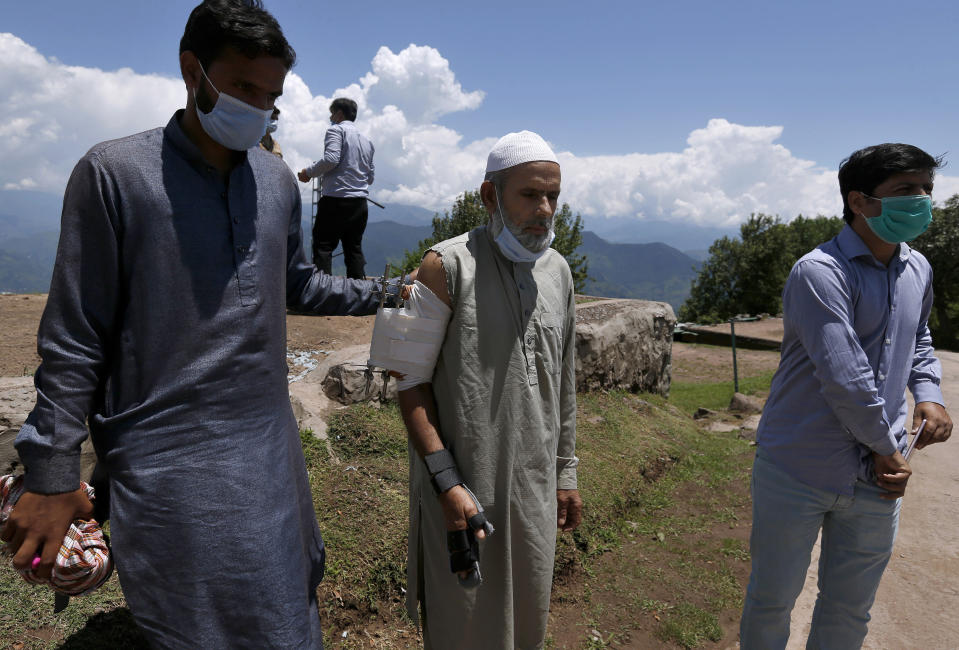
322, 363, 397, 404
0, 376, 97, 481
729, 392, 764, 414
317, 298, 678, 407
574, 299, 676, 396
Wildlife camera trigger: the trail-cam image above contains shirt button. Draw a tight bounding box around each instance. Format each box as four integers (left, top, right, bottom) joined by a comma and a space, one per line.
524, 309, 531, 317
878, 373, 885, 381
885, 338, 891, 345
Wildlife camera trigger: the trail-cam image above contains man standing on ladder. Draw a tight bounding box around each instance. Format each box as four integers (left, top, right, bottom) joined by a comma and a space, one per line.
298, 97, 374, 278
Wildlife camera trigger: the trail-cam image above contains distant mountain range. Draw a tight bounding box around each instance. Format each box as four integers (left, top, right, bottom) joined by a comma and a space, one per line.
0, 190, 703, 309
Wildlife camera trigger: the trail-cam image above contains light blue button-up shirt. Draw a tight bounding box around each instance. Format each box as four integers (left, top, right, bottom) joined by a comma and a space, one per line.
305, 120, 374, 198
757, 225, 944, 495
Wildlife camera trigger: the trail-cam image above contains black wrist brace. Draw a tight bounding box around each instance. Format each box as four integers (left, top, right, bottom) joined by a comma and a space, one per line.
423, 448, 463, 495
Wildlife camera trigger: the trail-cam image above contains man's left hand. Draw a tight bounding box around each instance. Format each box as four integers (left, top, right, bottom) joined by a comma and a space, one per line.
297, 169, 311, 183
556, 489, 582, 532
912, 401, 953, 449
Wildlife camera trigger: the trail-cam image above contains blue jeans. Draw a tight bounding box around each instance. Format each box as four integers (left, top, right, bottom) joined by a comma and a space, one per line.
740, 450, 900, 649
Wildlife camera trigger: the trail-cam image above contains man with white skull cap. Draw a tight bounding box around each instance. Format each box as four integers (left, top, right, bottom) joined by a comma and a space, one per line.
396, 130, 582, 648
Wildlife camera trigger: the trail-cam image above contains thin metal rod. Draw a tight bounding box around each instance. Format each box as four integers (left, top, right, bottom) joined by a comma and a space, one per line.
730, 318, 739, 393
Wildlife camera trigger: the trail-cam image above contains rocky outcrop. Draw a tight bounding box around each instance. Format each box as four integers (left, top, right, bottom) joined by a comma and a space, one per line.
0, 376, 97, 481
321, 298, 677, 407
729, 392, 764, 414
322, 363, 396, 404
574, 299, 676, 396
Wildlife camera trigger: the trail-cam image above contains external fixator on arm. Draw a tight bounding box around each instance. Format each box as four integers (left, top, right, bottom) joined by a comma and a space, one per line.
423, 449, 496, 588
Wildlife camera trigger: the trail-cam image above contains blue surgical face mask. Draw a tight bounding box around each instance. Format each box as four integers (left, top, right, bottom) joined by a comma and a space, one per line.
265, 119, 278, 134
861, 193, 933, 243
490, 187, 555, 263
194, 62, 272, 151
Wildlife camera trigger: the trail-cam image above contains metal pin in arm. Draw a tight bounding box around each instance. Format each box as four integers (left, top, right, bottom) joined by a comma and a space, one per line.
371, 263, 408, 310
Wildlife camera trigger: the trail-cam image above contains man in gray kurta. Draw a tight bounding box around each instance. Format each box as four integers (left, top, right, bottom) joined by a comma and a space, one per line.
396, 131, 582, 649
1, 2, 383, 647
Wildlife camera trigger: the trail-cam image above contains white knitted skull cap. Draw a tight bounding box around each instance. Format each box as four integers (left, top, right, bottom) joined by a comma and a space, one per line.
485, 130, 558, 174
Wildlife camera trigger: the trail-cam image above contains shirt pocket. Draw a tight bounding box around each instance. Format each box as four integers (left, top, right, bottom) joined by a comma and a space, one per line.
535, 312, 565, 375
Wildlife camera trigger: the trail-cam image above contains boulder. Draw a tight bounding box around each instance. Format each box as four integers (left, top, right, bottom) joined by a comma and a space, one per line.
574, 299, 676, 396
322, 363, 397, 404
729, 392, 764, 414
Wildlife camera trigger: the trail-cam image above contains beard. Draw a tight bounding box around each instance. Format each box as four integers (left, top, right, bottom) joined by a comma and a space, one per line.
492, 209, 553, 253
194, 78, 217, 115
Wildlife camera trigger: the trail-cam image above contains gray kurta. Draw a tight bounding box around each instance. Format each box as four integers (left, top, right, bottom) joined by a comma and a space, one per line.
406, 226, 578, 650
15, 113, 380, 648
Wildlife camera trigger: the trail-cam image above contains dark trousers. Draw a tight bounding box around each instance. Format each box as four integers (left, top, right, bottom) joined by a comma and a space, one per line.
312, 195, 369, 279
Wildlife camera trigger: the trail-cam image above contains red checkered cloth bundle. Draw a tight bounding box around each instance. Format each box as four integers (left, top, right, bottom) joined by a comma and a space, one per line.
0, 474, 113, 596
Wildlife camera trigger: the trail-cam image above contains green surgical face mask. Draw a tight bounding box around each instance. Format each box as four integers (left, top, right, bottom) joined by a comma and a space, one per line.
861, 193, 933, 243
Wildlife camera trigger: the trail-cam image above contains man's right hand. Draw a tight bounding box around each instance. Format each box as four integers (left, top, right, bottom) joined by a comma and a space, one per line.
873, 450, 912, 500
297, 169, 311, 183
0, 489, 94, 579
438, 485, 486, 541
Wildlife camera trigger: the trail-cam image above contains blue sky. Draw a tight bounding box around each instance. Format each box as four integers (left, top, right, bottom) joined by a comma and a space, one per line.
3, 0, 958, 227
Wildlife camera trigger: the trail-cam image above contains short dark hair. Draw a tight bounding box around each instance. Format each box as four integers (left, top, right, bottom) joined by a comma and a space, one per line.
330, 98, 358, 122
180, 0, 295, 71
838, 143, 943, 223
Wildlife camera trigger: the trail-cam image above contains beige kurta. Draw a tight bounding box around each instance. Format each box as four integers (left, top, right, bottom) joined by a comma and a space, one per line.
406, 225, 578, 649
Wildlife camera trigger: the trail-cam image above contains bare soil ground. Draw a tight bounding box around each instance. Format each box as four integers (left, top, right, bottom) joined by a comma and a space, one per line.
0, 293, 376, 377
691, 318, 785, 342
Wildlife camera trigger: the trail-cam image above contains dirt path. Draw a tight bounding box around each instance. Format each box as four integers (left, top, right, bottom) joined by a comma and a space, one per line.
0, 293, 375, 377
788, 349, 959, 649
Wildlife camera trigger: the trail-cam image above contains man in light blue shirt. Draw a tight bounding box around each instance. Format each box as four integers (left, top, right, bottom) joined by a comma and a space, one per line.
740, 143, 953, 649
298, 97, 375, 278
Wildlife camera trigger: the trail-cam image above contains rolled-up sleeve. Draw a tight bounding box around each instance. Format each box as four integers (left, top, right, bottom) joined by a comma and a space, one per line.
556, 281, 578, 489
785, 260, 897, 456
16, 153, 120, 493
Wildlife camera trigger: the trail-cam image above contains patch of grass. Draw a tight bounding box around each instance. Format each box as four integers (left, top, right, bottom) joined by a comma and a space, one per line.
0, 563, 145, 649
656, 603, 723, 648
1, 391, 756, 648
326, 403, 409, 458
669, 370, 775, 415
720, 537, 750, 562
299, 406, 417, 643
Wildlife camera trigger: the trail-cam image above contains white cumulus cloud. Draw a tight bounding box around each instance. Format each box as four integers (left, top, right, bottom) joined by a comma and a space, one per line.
0, 33, 183, 192
1, 33, 955, 227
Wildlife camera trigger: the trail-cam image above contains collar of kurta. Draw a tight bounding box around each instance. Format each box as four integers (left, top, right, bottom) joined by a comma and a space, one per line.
164, 110, 251, 177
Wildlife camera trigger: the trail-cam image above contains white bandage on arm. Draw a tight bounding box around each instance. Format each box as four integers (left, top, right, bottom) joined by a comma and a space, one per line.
367, 280, 452, 390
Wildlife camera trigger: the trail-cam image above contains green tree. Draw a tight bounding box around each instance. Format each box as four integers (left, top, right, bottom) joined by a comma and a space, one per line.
912, 194, 959, 349
399, 192, 589, 292
679, 213, 844, 322
552, 203, 589, 293
398, 190, 487, 273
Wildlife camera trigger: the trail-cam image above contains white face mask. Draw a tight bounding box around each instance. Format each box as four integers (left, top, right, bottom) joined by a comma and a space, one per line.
491, 186, 555, 263
194, 62, 273, 151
